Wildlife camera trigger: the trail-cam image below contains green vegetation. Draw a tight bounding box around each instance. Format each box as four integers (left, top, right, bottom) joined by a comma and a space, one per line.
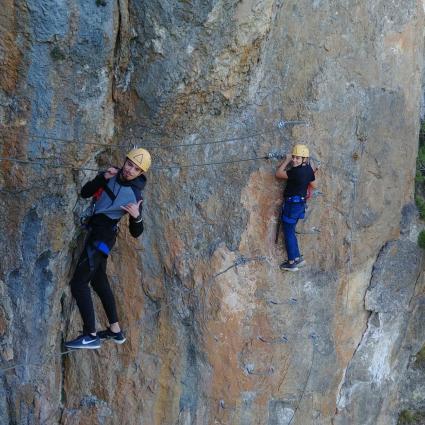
414, 345, 425, 369
96, 0, 107, 6
417, 230, 425, 249
416, 121, 425, 184
416, 144, 425, 181
415, 196, 425, 220
50, 46, 65, 61
397, 410, 425, 425
398, 410, 414, 424
416, 121, 425, 250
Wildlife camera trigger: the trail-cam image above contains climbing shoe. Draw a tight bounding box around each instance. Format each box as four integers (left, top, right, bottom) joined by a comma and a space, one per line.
295, 256, 306, 267
279, 261, 299, 272
97, 328, 126, 344
64, 334, 101, 350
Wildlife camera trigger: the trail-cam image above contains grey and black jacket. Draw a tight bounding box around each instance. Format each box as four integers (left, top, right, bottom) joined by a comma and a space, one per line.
81, 171, 146, 253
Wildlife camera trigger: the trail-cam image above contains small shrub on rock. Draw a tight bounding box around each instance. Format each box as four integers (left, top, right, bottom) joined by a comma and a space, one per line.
417, 230, 425, 249
397, 410, 425, 425
415, 196, 425, 220
414, 345, 425, 370
50, 46, 65, 61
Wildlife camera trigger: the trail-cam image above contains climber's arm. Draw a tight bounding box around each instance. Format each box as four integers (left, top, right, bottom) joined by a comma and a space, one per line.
310, 166, 318, 189
80, 174, 107, 198
80, 167, 119, 198
275, 154, 292, 179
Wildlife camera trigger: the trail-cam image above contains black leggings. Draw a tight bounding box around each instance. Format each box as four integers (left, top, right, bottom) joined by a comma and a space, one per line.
70, 244, 118, 334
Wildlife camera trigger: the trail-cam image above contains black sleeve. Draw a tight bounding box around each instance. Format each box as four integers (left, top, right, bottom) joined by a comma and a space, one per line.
80, 173, 107, 199
286, 168, 294, 180
310, 165, 316, 182
129, 201, 144, 238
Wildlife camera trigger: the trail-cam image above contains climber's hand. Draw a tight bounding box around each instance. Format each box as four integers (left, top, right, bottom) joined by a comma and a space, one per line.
121, 199, 143, 218
284, 153, 293, 165
104, 167, 119, 180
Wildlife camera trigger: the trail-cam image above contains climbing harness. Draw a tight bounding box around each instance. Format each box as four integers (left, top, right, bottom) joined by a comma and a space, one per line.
91, 241, 111, 256
79, 199, 96, 226
284, 195, 305, 203
80, 187, 103, 226
281, 198, 306, 225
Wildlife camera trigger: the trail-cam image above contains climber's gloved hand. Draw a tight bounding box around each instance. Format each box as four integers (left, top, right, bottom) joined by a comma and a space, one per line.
104, 167, 119, 180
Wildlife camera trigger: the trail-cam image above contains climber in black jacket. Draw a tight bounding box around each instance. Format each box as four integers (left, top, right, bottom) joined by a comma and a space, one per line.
65, 148, 151, 350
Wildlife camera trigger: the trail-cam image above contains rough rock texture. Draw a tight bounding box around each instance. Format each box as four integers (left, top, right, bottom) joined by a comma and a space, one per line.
1, 1, 425, 425
335, 238, 424, 425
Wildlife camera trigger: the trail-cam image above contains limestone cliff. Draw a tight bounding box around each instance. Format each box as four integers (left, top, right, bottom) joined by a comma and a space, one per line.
1, 1, 425, 424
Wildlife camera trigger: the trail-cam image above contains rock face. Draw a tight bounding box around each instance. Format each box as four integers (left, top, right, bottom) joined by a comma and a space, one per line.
1, 1, 425, 424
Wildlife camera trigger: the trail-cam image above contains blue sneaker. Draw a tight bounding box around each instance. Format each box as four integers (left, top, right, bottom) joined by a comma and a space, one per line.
97, 328, 126, 344
279, 261, 299, 272
65, 334, 101, 350
295, 256, 306, 267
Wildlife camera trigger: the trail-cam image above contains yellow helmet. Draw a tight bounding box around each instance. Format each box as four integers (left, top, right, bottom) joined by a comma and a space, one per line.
126, 148, 152, 172
292, 144, 309, 158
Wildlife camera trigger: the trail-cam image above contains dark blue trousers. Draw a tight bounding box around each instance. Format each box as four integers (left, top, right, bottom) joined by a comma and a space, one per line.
282, 201, 305, 261
283, 221, 300, 261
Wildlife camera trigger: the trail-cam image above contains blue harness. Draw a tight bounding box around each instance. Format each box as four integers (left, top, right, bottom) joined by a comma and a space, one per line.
284, 195, 305, 203
92, 240, 111, 256
281, 196, 306, 224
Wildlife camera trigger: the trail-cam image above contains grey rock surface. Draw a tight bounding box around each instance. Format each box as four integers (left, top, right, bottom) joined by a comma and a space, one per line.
335, 239, 424, 425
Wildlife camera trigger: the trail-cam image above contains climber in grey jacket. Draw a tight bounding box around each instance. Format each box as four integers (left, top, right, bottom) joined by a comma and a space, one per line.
65, 148, 151, 350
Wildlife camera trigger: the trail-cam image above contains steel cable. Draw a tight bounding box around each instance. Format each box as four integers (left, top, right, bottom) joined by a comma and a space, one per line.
0, 152, 287, 184
0, 121, 302, 151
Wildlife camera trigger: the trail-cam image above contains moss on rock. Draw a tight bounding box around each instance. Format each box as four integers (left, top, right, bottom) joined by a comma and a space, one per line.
397, 410, 425, 425
418, 231, 425, 250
